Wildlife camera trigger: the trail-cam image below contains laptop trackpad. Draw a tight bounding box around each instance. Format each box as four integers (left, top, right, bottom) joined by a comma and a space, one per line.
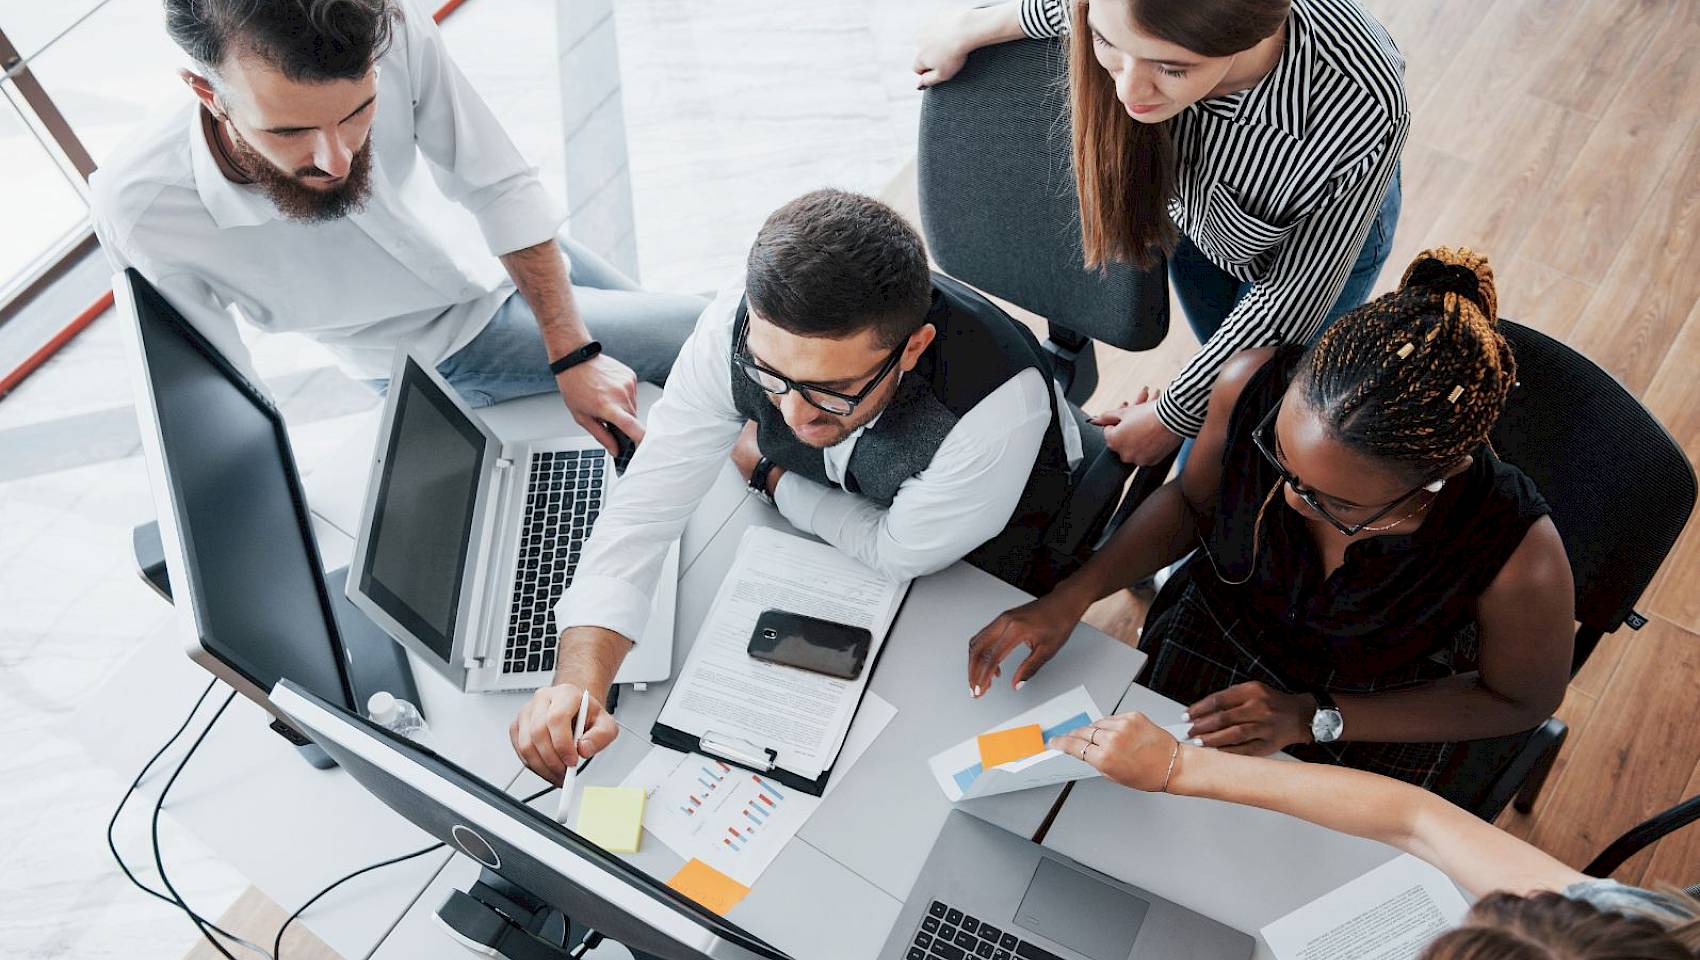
1014, 857, 1150, 960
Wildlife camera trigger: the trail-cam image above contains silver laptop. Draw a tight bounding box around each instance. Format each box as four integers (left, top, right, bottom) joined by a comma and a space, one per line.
883, 811, 1252, 960
345, 348, 678, 693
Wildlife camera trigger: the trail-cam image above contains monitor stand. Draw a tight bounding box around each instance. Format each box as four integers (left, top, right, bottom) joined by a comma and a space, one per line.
439, 871, 664, 959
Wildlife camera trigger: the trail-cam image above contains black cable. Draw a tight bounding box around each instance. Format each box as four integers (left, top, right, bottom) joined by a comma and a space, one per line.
272, 840, 444, 959
107, 678, 273, 959
152, 688, 244, 960
272, 784, 558, 959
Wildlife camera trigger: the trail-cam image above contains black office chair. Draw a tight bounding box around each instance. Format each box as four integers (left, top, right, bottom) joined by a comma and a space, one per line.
1585, 793, 1700, 882
1430, 319, 1697, 821
917, 38, 1175, 584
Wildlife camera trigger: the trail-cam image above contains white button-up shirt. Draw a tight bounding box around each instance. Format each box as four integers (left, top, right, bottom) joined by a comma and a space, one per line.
554, 283, 1084, 645
90, 0, 565, 381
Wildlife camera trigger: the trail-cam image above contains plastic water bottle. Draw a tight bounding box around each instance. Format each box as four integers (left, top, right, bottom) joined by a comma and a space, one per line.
367, 691, 431, 744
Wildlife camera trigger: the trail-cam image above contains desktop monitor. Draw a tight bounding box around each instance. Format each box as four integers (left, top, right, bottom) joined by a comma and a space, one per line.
269, 679, 789, 960
118, 268, 412, 742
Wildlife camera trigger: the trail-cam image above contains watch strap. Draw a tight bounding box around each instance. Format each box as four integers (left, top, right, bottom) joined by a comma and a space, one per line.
549, 339, 603, 376
749, 456, 778, 505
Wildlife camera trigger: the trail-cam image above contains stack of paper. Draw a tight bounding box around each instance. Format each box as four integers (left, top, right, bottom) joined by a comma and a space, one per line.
930, 686, 1105, 801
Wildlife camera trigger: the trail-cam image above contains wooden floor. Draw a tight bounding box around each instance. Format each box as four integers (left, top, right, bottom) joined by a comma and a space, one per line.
190, 0, 1700, 955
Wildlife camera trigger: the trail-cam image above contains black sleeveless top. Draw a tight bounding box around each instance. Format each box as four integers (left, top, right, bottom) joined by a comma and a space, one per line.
1189, 348, 1552, 685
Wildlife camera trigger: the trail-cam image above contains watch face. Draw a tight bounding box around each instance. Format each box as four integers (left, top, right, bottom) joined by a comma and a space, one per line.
1312, 708, 1344, 743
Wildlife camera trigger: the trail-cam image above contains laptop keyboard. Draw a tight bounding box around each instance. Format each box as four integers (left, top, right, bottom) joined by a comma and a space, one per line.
910, 900, 1061, 960
502, 449, 606, 675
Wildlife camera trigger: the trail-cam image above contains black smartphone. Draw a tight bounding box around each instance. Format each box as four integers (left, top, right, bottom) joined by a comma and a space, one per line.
747, 609, 873, 681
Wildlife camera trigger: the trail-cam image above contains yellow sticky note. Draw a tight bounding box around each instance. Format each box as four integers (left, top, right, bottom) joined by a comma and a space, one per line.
667, 858, 750, 916
978, 723, 1046, 768
574, 786, 646, 853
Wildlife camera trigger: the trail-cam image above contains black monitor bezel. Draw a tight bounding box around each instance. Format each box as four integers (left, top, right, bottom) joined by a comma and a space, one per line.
274, 680, 789, 960
127, 269, 358, 710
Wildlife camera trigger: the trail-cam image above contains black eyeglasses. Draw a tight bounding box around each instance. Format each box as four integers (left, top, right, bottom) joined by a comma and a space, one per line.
733, 321, 905, 417
1251, 399, 1432, 537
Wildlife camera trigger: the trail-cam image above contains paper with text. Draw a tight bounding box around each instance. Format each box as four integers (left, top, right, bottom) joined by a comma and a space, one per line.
1261, 854, 1469, 960
656, 526, 908, 779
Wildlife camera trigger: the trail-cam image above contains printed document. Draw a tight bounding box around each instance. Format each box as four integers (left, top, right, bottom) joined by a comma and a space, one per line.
1261, 854, 1469, 960
655, 526, 908, 779
930, 686, 1105, 801
625, 693, 896, 886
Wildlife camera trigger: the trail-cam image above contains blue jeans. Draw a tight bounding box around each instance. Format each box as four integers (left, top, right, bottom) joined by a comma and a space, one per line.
1167, 170, 1401, 470
373, 235, 706, 408
1170, 167, 1403, 347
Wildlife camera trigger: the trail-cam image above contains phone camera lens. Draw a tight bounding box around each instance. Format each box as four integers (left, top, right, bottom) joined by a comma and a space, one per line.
762, 628, 778, 640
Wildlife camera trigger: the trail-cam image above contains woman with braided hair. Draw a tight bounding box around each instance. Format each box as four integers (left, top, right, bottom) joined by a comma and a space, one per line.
968, 247, 1575, 787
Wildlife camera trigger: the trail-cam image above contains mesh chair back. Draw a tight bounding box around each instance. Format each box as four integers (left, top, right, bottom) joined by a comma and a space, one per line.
1490, 321, 1696, 656
917, 38, 1169, 351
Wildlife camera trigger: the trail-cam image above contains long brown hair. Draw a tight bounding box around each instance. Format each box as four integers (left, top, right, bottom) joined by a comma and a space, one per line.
1069, 0, 1288, 269
1420, 891, 1700, 959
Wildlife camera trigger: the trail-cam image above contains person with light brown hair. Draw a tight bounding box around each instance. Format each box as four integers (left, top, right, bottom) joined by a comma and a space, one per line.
1047, 710, 1700, 958
916, 0, 1408, 468
968, 249, 1574, 789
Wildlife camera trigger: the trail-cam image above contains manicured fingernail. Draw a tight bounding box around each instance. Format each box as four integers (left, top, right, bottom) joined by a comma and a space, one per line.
1015, 680, 1026, 691
971, 685, 981, 698
1179, 711, 1190, 722
1187, 738, 1203, 746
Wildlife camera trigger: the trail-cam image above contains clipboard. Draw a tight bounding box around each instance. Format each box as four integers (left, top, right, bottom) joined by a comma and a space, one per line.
649, 588, 910, 797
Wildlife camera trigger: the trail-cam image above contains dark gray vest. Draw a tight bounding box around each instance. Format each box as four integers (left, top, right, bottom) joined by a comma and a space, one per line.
730, 274, 1073, 587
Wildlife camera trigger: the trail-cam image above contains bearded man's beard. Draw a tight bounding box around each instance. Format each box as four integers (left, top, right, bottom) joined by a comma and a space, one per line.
226, 123, 375, 222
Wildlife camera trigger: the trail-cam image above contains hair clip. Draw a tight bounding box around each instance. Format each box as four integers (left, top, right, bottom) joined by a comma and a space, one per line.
1396, 342, 1416, 359
1447, 385, 1465, 403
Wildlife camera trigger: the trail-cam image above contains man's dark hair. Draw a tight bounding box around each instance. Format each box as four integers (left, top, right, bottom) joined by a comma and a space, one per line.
745, 189, 933, 348
165, 0, 400, 82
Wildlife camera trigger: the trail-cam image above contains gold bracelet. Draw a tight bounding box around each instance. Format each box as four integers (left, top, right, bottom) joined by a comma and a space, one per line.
1158, 740, 1181, 793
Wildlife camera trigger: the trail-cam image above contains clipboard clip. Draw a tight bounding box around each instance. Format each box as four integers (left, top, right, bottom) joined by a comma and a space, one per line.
699, 730, 778, 772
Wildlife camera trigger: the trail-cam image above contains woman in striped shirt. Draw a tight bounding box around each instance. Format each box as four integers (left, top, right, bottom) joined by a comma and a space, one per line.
917, 0, 1408, 466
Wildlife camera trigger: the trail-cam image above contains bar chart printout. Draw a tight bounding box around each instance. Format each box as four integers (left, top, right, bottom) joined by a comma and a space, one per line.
624, 747, 823, 886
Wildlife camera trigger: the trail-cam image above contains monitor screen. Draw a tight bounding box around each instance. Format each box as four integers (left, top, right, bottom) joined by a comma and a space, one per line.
129, 276, 353, 709
358, 358, 486, 661
272, 681, 788, 960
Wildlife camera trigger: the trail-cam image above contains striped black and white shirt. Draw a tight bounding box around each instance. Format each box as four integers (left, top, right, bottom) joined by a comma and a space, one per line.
1020, 0, 1409, 436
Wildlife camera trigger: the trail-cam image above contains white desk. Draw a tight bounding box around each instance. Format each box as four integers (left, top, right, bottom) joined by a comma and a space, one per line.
80, 387, 1147, 960
1040, 683, 1401, 960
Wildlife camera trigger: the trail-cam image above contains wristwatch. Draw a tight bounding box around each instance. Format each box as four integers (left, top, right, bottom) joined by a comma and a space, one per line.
748, 456, 778, 506
1310, 690, 1344, 744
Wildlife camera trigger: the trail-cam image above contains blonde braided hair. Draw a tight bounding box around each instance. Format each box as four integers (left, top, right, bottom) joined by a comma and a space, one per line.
1299, 247, 1518, 481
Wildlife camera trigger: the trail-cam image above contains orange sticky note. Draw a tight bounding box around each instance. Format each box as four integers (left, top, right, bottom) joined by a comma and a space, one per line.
667, 858, 750, 916
978, 723, 1046, 768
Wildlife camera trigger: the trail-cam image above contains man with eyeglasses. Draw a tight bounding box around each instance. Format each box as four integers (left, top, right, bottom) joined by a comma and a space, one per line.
509, 189, 1083, 783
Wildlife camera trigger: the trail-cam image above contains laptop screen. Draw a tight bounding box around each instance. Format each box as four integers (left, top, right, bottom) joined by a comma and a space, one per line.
358, 357, 487, 661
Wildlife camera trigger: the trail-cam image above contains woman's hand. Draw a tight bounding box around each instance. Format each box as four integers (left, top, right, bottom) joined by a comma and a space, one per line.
966, 588, 1090, 697
1092, 386, 1185, 466
1047, 712, 1182, 792
1185, 682, 1317, 755
915, 4, 1026, 88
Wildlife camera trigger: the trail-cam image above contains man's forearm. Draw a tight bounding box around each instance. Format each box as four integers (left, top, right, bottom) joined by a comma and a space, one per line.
500, 240, 590, 358
552, 625, 633, 700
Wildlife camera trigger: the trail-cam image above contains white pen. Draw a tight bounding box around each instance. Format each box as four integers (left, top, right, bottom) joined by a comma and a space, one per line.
554, 689, 591, 824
